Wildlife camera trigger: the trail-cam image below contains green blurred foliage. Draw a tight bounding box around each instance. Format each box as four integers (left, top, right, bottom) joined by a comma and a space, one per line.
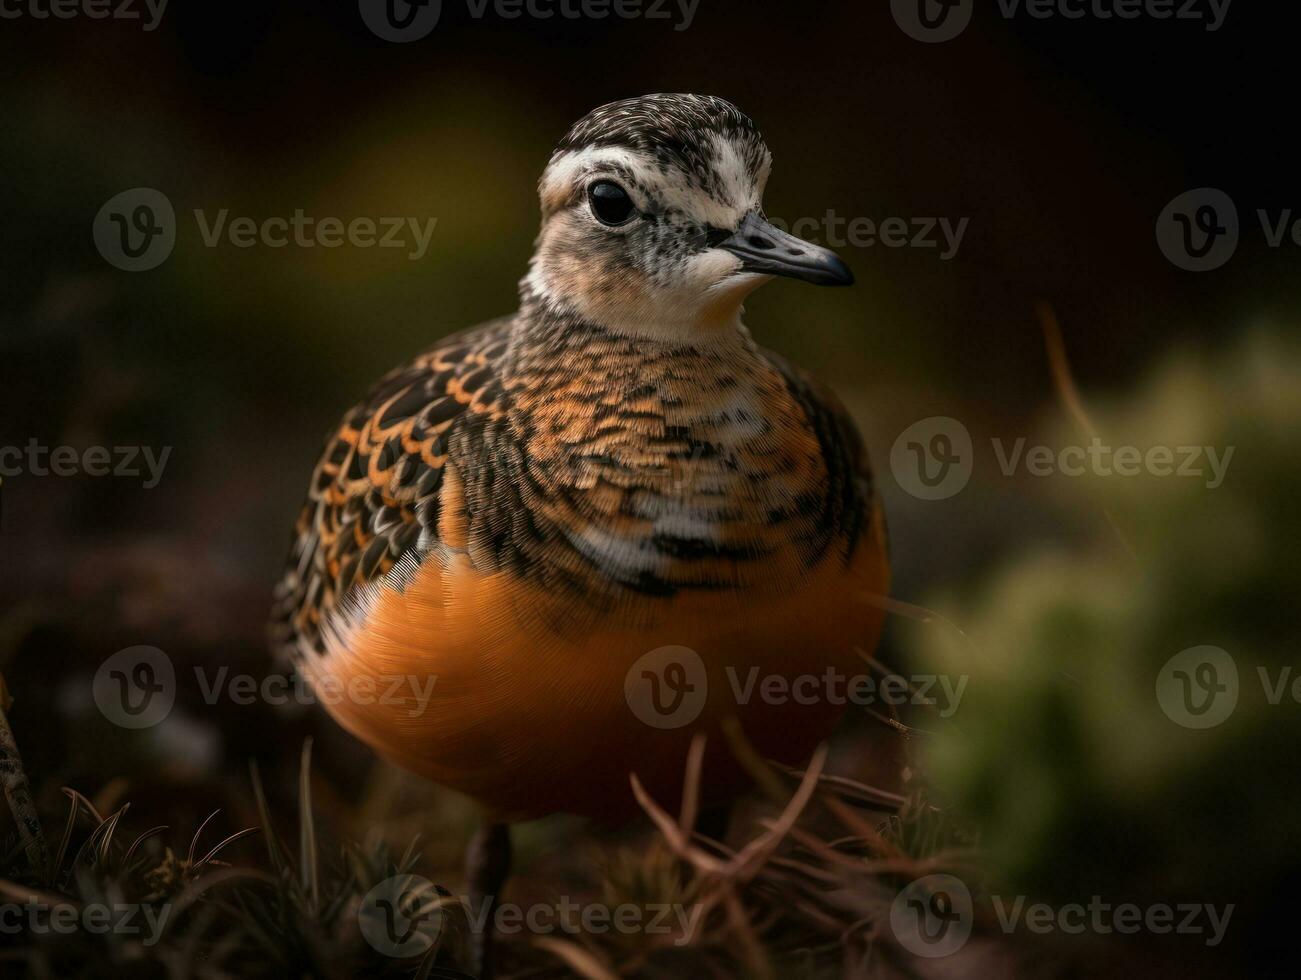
913, 330, 1301, 912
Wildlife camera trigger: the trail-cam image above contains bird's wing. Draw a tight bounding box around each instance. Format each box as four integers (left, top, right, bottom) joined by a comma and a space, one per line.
270, 317, 514, 661
760, 347, 880, 562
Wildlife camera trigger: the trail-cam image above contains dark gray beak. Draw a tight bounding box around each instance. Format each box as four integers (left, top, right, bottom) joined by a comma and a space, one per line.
717, 211, 854, 287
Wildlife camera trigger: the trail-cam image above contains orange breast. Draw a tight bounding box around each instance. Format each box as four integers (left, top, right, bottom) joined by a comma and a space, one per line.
303, 503, 890, 823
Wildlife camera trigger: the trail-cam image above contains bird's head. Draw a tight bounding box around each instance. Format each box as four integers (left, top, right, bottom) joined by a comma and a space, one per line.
525, 94, 852, 341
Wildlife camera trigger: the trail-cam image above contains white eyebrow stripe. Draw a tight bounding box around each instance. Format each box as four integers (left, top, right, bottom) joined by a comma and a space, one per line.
710, 134, 760, 212
540, 147, 651, 199
540, 142, 761, 230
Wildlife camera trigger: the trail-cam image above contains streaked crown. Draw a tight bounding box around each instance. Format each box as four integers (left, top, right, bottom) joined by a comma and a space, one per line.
552, 94, 770, 195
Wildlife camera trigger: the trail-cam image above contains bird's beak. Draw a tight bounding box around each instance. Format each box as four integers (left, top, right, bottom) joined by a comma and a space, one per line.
717, 211, 854, 287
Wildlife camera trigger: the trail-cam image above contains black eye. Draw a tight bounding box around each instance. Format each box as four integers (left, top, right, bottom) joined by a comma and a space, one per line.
589, 181, 636, 226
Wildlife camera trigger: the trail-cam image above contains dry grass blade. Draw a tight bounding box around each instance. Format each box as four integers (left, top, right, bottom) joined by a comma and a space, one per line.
50, 790, 82, 882
773, 766, 906, 813
0, 677, 48, 872
727, 744, 827, 883
248, 759, 284, 874
858, 593, 975, 650
123, 825, 169, 867
72, 803, 126, 869
820, 797, 900, 860
1038, 302, 1097, 440
299, 738, 320, 912
0, 877, 68, 908
1037, 302, 1138, 561
765, 853, 849, 888
533, 936, 620, 980
195, 827, 261, 870
724, 888, 772, 979
60, 787, 105, 826
678, 732, 707, 832
96, 804, 130, 864
187, 809, 222, 866
629, 772, 727, 876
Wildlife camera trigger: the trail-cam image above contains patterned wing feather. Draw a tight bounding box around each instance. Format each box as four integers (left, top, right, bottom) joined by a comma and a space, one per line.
271, 317, 513, 660
761, 348, 878, 563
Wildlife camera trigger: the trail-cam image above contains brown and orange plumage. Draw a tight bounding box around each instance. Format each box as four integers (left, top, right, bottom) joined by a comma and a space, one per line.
272, 94, 889, 823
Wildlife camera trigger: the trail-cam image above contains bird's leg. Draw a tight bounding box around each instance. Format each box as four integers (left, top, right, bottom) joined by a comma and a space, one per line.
464, 821, 512, 979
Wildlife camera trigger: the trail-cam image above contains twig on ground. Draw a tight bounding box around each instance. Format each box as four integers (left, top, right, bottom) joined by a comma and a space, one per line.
0, 672, 48, 871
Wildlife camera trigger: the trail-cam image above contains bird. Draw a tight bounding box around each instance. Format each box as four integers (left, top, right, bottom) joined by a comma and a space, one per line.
271, 93, 890, 974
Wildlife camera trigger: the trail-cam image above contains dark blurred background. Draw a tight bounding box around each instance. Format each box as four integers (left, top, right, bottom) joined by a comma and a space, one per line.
1, 2, 1298, 974
4, 1, 1298, 609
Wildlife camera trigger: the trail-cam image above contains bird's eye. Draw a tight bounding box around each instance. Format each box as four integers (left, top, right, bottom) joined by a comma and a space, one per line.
588, 181, 636, 226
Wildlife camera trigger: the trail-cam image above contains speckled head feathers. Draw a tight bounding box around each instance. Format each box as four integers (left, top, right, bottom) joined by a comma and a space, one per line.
529, 94, 779, 337
552, 94, 769, 189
